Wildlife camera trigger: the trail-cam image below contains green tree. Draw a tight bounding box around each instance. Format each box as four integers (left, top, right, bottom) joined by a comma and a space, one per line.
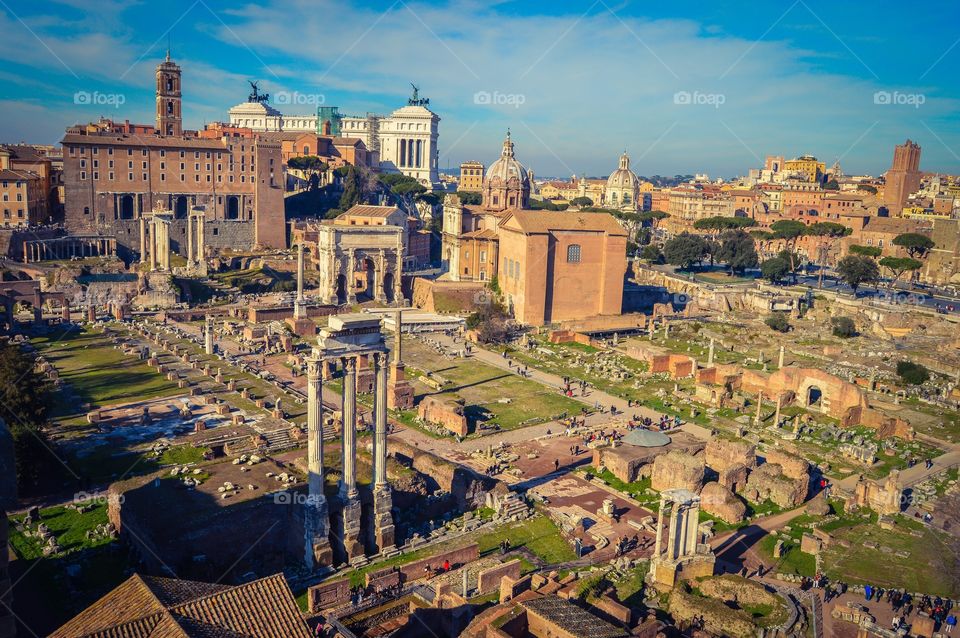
836, 255, 879, 296
770, 220, 808, 283
693, 216, 757, 234
570, 196, 593, 207
765, 313, 791, 333
457, 191, 482, 205
848, 245, 882, 257
824, 179, 839, 190
715, 230, 758, 275
878, 256, 923, 288
806, 222, 852, 288
892, 233, 935, 258
760, 256, 790, 284
831, 316, 857, 338
896, 360, 929, 385
339, 165, 360, 210
638, 210, 669, 230
663, 233, 708, 271
640, 244, 663, 263
0, 343, 54, 492
857, 184, 878, 195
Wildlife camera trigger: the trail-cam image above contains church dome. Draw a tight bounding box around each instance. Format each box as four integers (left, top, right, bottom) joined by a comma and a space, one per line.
485, 131, 529, 185
606, 152, 639, 191
622, 428, 671, 447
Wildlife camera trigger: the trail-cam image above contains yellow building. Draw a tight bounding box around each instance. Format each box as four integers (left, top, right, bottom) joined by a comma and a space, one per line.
901, 206, 953, 221
459, 160, 484, 192
783, 155, 826, 183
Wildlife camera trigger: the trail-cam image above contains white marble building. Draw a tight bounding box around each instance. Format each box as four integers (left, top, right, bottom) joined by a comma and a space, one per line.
228, 91, 440, 186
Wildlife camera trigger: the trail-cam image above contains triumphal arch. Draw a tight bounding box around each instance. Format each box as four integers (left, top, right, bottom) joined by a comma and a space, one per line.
314, 223, 404, 306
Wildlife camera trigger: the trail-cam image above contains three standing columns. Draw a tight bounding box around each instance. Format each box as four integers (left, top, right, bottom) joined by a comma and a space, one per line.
304, 357, 332, 568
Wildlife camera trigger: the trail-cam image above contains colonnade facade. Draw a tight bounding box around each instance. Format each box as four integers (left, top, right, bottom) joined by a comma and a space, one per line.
185, 209, 206, 269
22, 236, 117, 263
304, 343, 394, 568
140, 210, 172, 271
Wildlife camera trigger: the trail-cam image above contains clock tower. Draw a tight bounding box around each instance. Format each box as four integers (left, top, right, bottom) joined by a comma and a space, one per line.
156, 51, 182, 136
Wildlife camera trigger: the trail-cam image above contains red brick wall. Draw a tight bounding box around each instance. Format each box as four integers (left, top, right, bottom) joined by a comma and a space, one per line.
399, 544, 480, 582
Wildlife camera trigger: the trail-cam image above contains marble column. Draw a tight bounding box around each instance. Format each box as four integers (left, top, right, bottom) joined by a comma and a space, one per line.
654, 498, 666, 558
204, 316, 214, 355
373, 351, 395, 552
666, 502, 678, 561
197, 215, 205, 261
139, 216, 147, 264
294, 243, 306, 320
148, 219, 157, 271
755, 391, 764, 425
305, 356, 332, 567
778, 345, 785, 368
186, 213, 194, 265
708, 338, 715, 367
340, 356, 363, 562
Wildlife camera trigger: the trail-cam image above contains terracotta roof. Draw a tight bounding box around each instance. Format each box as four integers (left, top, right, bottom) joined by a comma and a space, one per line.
0, 169, 40, 181
50, 574, 312, 638
340, 204, 401, 218
0, 145, 51, 162
499, 210, 627, 236
462, 228, 498, 239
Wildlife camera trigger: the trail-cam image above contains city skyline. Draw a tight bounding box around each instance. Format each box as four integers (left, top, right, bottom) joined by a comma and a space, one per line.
0, 0, 958, 177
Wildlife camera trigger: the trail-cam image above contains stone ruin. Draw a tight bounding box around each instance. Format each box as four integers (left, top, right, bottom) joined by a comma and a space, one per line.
650, 450, 705, 493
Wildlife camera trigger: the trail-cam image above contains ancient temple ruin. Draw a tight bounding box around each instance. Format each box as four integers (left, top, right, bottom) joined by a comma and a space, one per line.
649, 489, 715, 588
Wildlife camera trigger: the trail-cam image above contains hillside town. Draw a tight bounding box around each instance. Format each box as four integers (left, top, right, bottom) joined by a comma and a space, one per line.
1, 9, 960, 638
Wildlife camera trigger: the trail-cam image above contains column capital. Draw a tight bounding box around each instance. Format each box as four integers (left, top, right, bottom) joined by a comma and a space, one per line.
342, 355, 358, 372
306, 357, 322, 380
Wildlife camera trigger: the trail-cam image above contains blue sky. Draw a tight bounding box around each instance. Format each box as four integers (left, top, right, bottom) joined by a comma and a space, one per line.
0, 0, 958, 178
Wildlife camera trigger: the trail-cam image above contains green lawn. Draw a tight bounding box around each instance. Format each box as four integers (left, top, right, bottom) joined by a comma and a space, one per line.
475, 514, 576, 565
9, 502, 114, 559
33, 327, 181, 415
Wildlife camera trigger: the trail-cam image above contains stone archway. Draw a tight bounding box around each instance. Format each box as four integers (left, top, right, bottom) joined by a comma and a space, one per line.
226, 196, 240, 220
174, 196, 188, 219
336, 274, 348, 305
383, 271, 395, 304
806, 386, 823, 408
119, 194, 135, 220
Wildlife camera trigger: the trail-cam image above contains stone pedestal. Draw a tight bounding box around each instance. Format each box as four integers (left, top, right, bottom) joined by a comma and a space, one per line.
373, 486, 395, 552
387, 363, 415, 410
342, 497, 364, 563
305, 498, 333, 568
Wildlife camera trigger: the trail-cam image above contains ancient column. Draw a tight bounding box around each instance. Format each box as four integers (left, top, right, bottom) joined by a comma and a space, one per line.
707, 338, 715, 366
186, 213, 194, 265
161, 221, 171, 271
666, 502, 678, 561
654, 497, 667, 558
373, 351, 395, 552
340, 356, 363, 562
304, 356, 332, 567
204, 316, 214, 355
148, 218, 157, 271
684, 498, 700, 555
294, 243, 306, 320
778, 345, 785, 368
755, 391, 764, 425
197, 215, 205, 261
373, 353, 388, 488
774, 395, 782, 425
139, 216, 147, 264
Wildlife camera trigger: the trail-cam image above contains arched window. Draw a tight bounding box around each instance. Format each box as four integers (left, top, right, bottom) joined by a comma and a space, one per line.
566, 244, 581, 263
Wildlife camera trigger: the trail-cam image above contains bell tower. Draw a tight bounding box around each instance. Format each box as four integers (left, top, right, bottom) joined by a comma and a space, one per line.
156, 50, 182, 136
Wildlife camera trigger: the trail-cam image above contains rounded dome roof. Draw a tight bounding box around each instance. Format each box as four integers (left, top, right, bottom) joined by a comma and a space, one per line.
486, 131, 529, 184
622, 428, 671, 448
606, 152, 639, 190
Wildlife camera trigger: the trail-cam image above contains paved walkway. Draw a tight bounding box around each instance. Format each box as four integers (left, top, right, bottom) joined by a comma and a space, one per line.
836, 442, 960, 491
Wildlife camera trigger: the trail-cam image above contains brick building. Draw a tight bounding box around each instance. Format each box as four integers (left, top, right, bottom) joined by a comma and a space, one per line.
498, 210, 627, 325
884, 140, 922, 215
61, 53, 286, 255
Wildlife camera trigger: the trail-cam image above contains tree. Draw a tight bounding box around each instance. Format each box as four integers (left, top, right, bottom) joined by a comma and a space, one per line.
806, 222, 852, 288
467, 302, 512, 344
760, 256, 790, 284
457, 191, 482, 206
831, 316, 857, 338
339, 165, 360, 210
765, 313, 791, 333
896, 360, 929, 385
570, 196, 593, 207
715, 230, 758, 275
892, 233, 935, 258
663, 233, 707, 271
638, 210, 669, 230
836, 255, 879, 296
770, 220, 807, 283
848, 245, 882, 258
857, 184, 878, 195
693, 216, 757, 234
878, 256, 923, 288
0, 343, 54, 492
824, 179, 839, 190
640, 244, 663, 263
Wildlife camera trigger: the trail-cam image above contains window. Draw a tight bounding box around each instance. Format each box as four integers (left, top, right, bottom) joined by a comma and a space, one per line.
567, 244, 582, 263
83, 206, 90, 215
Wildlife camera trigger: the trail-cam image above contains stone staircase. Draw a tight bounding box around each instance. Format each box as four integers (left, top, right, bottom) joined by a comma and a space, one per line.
497, 493, 531, 521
